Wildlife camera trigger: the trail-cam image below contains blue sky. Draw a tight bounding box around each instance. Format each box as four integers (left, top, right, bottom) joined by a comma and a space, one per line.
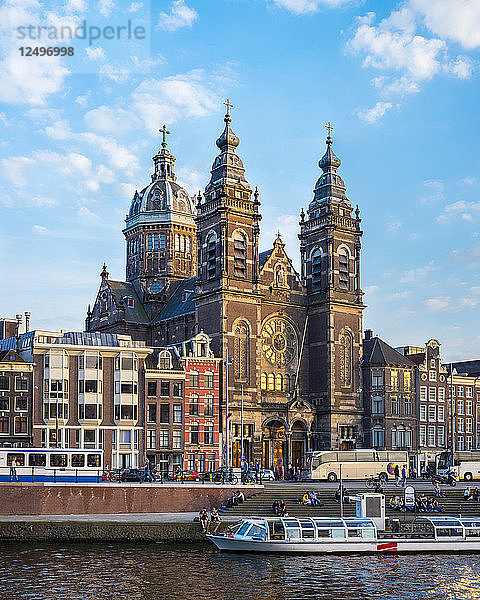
0, 0, 479, 361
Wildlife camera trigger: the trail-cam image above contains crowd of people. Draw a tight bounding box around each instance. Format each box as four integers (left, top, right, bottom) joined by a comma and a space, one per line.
463, 487, 480, 501
388, 494, 444, 513
198, 507, 222, 533
297, 491, 323, 506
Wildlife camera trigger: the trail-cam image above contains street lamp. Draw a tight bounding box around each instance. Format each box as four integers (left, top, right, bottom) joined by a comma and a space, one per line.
224, 349, 233, 471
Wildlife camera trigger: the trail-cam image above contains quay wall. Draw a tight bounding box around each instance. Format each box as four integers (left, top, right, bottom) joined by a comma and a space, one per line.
0, 483, 260, 515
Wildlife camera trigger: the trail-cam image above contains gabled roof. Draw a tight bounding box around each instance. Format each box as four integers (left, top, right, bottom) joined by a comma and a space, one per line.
363, 337, 415, 367
154, 277, 197, 323
449, 360, 480, 377
106, 280, 149, 324
259, 249, 273, 267
144, 347, 184, 371
0, 349, 29, 363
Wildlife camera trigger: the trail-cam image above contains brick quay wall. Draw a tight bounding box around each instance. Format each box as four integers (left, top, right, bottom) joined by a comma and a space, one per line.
0, 483, 260, 515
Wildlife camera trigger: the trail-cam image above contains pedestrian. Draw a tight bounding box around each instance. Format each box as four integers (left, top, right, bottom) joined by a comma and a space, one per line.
10, 458, 18, 483
274, 465, 279, 480
401, 464, 407, 488
199, 507, 209, 533
394, 464, 400, 486
209, 507, 222, 533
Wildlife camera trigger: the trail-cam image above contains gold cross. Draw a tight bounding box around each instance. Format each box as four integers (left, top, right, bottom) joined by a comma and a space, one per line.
325, 122, 333, 137
224, 98, 234, 116
159, 124, 170, 148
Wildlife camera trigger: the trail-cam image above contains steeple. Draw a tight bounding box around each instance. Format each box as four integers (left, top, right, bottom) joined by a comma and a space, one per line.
152, 124, 176, 182
311, 122, 349, 209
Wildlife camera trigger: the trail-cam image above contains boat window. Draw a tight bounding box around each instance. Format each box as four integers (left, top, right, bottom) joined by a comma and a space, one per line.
269, 520, 285, 540
331, 529, 346, 539
300, 521, 315, 539
436, 528, 464, 537
285, 527, 301, 540
7, 453, 25, 466
71, 454, 85, 467
465, 528, 480, 538
87, 454, 101, 467
237, 523, 252, 536
50, 454, 67, 467
314, 520, 344, 528
430, 519, 462, 528
461, 520, 480, 529
345, 520, 375, 528
284, 519, 300, 527
248, 524, 267, 539
28, 453, 46, 467
361, 529, 375, 539
347, 529, 361, 538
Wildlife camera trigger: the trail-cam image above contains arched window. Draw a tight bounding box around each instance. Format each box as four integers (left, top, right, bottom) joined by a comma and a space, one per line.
338, 247, 349, 290
175, 234, 180, 252
311, 249, 322, 290
206, 232, 217, 279
158, 351, 171, 370
234, 320, 249, 381
261, 373, 267, 390
339, 330, 353, 388
275, 374, 283, 391
186, 236, 191, 253
268, 374, 275, 391
233, 231, 247, 278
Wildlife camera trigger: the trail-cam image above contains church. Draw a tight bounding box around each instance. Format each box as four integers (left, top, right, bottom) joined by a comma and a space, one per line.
86, 102, 365, 468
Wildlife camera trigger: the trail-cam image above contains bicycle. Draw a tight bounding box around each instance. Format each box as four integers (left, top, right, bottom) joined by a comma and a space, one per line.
213, 468, 238, 485
365, 475, 384, 490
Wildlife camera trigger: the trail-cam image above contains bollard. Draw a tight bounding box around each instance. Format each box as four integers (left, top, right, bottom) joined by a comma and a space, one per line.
75, 469, 78, 483
53, 469, 56, 483
31, 466, 34, 483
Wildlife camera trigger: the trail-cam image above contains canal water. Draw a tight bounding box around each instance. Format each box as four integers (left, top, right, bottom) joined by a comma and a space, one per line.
0, 543, 479, 600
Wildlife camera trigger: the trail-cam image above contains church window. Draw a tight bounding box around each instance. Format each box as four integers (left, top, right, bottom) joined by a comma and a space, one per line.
311, 250, 322, 290
234, 320, 249, 381
268, 374, 275, 391
206, 233, 217, 279
338, 248, 349, 290
233, 231, 247, 278
275, 374, 283, 391
339, 330, 353, 388
160, 233, 166, 249
181, 235, 186, 253
153, 234, 159, 250
186, 236, 191, 254
261, 373, 267, 390
175, 234, 180, 252
147, 234, 153, 251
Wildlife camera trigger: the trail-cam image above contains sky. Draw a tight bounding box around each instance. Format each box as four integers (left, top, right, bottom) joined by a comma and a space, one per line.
0, 0, 479, 361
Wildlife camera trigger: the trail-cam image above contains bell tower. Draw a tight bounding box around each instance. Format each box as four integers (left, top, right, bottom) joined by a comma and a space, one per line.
299, 123, 365, 450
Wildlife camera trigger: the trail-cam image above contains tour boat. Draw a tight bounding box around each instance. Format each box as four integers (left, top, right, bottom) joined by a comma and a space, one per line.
207, 516, 480, 553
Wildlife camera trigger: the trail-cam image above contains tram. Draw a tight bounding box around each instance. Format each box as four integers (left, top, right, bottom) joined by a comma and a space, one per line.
0, 448, 103, 482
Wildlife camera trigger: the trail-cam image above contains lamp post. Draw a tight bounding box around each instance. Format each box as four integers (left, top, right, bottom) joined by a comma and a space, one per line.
241, 383, 244, 469
225, 349, 233, 471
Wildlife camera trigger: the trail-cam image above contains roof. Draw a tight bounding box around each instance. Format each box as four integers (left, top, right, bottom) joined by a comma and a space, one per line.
0, 349, 30, 363
107, 280, 150, 324
154, 277, 197, 323
363, 337, 415, 367
449, 360, 480, 377
144, 347, 183, 371
259, 249, 273, 267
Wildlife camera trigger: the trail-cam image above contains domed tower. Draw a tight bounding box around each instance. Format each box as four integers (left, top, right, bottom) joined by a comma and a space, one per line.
299, 123, 364, 451
123, 126, 197, 313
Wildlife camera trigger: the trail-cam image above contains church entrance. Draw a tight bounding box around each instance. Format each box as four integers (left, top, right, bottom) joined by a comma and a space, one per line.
291, 421, 307, 468
262, 420, 286, 470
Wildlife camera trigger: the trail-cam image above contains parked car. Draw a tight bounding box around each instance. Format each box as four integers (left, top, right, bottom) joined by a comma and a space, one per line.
260, 468, 275, 481
120, 468, 143, 483
173, 470, 201, 481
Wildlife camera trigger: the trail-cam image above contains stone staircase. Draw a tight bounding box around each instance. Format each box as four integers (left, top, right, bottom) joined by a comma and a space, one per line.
220, 484, 480, 519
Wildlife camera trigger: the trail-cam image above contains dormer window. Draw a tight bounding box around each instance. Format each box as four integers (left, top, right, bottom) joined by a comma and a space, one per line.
125, 297, 135, 308
158, 351, 172, 370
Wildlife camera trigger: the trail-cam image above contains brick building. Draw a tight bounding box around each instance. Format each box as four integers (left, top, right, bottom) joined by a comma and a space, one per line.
0, 348, 33, 448
446, 360, 480, 451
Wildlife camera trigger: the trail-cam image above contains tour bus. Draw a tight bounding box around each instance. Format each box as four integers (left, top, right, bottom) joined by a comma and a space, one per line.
437, 450, 480, 481
0, 448, 103, 482
301, 449, 409, 481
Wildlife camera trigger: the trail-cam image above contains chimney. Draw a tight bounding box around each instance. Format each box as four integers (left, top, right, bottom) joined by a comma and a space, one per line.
364, 329, 373, 340
24, 312, 30, 332
15, 314, 23, 336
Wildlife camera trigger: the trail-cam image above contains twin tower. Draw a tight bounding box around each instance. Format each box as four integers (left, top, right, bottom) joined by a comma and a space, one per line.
87, 103, 365, 459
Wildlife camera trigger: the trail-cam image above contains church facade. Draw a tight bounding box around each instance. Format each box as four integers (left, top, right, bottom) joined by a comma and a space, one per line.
86, 106, 365, 468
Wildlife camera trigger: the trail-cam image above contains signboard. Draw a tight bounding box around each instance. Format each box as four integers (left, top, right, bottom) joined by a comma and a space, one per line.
404, 485, 415, 509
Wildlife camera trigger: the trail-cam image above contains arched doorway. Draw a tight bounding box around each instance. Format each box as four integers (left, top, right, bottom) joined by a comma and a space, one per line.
263, 420, 286, 470
291, 421, 307, 468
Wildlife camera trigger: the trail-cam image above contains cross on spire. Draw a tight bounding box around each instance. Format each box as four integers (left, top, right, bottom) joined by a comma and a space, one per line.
224, 98, 234, 116
325, 121, 333, 139
159, 124, 170, 148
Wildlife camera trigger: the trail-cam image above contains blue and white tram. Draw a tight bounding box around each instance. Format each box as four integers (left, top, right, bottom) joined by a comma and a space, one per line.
0, 448, 104, 482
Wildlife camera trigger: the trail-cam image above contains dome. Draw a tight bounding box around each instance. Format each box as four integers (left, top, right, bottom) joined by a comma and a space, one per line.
128, 179, 195, 218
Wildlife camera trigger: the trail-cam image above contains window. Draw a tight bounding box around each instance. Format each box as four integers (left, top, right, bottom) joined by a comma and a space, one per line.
438, 405, 445, 422
204, 394, 214, 416
0, 376, 10, 391
158, 429, 169, 448
189, 394, 199, 416
458, 418, 464, 433
147, 382, 157, 397
204, 423, 214, 445
275, 374, 283, 392
160, 404, 169, 423
14, 416, 27, 434
391, 429, 397, 448
458, 386, 464, 397
233, 231, 247, 277
188, 453, 196, 470
159, 351, 172, 370
437, 426, 445, 447
466, 400, 473, 416
406, 429, 413, 448
339, 330, 353, 388
429, 370, 437, 382
458, 436, 465, 451
268, 374, 275, 391
261, 373, 267, 390
420, 425, 427, 446
372, 370, 384, 389
84, 404, 99, 420
372, 428, 384, 447
466, 418, 473, 433
403, 371, 411, 391
173, 404, 182, 423
466, 387, 473, 398
338, 248, 349, 290
81, 380, 98, 394
29, 453, 47, 467
0, 397, 9, 411
120, 405, 137, 420
465, 436, 473, 450
83, 430, 96, 448
173, 430, 182, 449
160, 233, 166, 249
391, 396, 400, 415
438, 387, 445, 402
404, 396, 412, 415
0, 417, 9, 433
428, 405, 437, 422
311, 250, 322, 291
429, 387, 437, 402
15, 397, 27, 411
116, 382, 137, 395
420, 386, 427, 401
173, 382, 183, 397
372, 396, 384, 415
458, 399, 465, 414
147, 403, 157, 423
160, 381, 170, 397
390, 370, 399, 390
15, 377, 28, 391
204, 372, 214, 389
50, 454, 67, 467
190, 423, 199, 445
189, 372, 199, 388
234, 320, 249, 381
207, 233, 217, 279
428, 426, 436, 447
147, 430, 157, 450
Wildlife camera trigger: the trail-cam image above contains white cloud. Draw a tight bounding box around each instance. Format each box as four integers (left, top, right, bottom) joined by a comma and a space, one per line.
424, 296, 450, 312
65, 0, 88, 12
462, 177, 476, 186
438, 199, 480, 223
447, 56, 474, 80
177, 167, 205, 195
84, 106, 140, 134
421, 179, 444, 204
31, 196, 58, 207
364, 285, 379, 294
374, 75, 420, 96
356, 101, 392, 123
99, 64, 131, 83
387, 220, 402, 232
85, 47, 106, 61
129, 2, 143, 12
98, 0, 115, 17
32, 225, 49, 234
400, 261, 435, 283
0, 156, 36, 187
157, 0, 198, 31
272, 0, 354, 14
78, 206, 99, 220
451, 243, 480, 267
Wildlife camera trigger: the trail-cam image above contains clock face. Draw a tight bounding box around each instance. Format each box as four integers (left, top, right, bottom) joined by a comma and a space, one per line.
261, 317, 297, 367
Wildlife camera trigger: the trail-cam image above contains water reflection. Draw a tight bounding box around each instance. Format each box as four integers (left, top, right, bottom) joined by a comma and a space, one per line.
0, 544, 479, 600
